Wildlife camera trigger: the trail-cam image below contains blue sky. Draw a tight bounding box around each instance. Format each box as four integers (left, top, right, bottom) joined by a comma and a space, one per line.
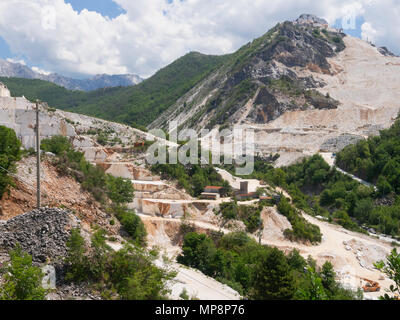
0, 37, 12, 59
0, 0, 398, 78
64, 0, 126, 19
333, 16, 364, 39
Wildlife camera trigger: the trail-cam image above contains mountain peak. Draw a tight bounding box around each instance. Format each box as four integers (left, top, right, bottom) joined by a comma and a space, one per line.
295, 14, 329, 27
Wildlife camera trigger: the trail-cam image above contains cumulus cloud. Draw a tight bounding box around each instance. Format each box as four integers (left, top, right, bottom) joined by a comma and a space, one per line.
0, 0, 398, 78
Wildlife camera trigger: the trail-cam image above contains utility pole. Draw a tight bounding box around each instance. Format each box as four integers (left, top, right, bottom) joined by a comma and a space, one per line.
36, 100, 41, 209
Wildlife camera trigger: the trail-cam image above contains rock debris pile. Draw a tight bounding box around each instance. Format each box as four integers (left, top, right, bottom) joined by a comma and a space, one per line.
0, 207, 80, 263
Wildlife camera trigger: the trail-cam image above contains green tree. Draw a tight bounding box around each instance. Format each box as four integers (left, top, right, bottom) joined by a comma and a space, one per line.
89, 229, 112, 280
354, 198, 374, 222
65, 228, 89, 282
218, 201, 238, 220
0, 245, 46, 300
0, 126, 22, 198
119, 209, 147, 246
110, 245, 174, 300
250, 247, 295, 300
106, 175, 134, 204
41, 135, 70, 155
296, 266, 328, 300
287, 249, 307, 271
377, 175, 392, 196
375, 248, 400, 300
320, 262, 336, 294
177, 232, 216, 274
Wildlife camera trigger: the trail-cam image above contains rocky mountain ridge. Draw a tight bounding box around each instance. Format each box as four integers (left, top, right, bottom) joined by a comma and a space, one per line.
149, 15, 400, 167
149, 17, 346, 131
0, 58, 142, 91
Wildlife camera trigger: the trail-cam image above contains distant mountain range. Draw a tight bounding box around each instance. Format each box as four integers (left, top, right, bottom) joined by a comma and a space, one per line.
0, 58, 143, 91
0, 51, 227, 127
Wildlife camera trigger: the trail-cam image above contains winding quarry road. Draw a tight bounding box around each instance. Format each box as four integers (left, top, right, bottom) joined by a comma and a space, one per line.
319, 152, 377, 190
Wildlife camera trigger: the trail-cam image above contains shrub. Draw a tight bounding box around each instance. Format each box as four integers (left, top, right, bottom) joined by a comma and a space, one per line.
118, 209, 147, 246
64, 229, 173, 300
278, 197, 321, 243
65, 228, 89, 282
177, 232, 216, 274
218, 201, 238, 220
0, 245, 46, 300
41, 135, 70, 156
0, 126, 22, 198
106, 175, 134, 204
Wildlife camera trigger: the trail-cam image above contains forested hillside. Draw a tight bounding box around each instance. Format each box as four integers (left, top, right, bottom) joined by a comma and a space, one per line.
0, 52, 228, 128
336, 117, 400, 196
227, 147, 400, 239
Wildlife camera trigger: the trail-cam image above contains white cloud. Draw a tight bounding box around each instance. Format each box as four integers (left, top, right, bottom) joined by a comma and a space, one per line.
31, 66, 52, 75
0, 0, 399, 78
6, 58, 26, 65
361, 22, 377, 43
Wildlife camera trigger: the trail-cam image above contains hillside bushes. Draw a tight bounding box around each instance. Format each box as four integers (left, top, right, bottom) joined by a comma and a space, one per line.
284, 154, 400, 237
65, 228, 173, 300
217, 201, 262, 233
0, 126, 22, 198
151, 163, 231, 197
336, 119, 400, 195
277, 197, 322, 243
41, 136, 132, 204
0, 245, 46, 300
177, 231, 361, 300
41, 136, 146, 244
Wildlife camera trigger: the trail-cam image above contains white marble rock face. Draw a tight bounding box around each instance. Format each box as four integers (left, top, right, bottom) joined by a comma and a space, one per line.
0, 82, 76, 149
0, 82, 11, 98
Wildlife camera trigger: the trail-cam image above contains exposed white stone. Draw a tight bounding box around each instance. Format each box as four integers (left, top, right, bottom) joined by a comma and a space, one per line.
0, 89, 76, 149
0, 82, 11, 97
41, 265, 57, 290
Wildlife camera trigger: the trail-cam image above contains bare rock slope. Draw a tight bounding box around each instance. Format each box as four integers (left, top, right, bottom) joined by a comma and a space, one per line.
150, 15, 400, 167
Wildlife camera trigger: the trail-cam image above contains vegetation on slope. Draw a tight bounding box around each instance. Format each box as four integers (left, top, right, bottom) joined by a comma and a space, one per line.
150, 162, 232, 197
64, 228, 174, 300
216, 201, 263, 233
1, 52, 228, 127
240, 153, 400, 239
177, 231, 362, 300
41, 135, 146, 245
0, 245, 46, 300
0, 231, 174, 301
0, 126, 22, 199
0, 133, 171, 300
336, 118, 400, 196
277, 197, 322, 243
375, 248, 400, 300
